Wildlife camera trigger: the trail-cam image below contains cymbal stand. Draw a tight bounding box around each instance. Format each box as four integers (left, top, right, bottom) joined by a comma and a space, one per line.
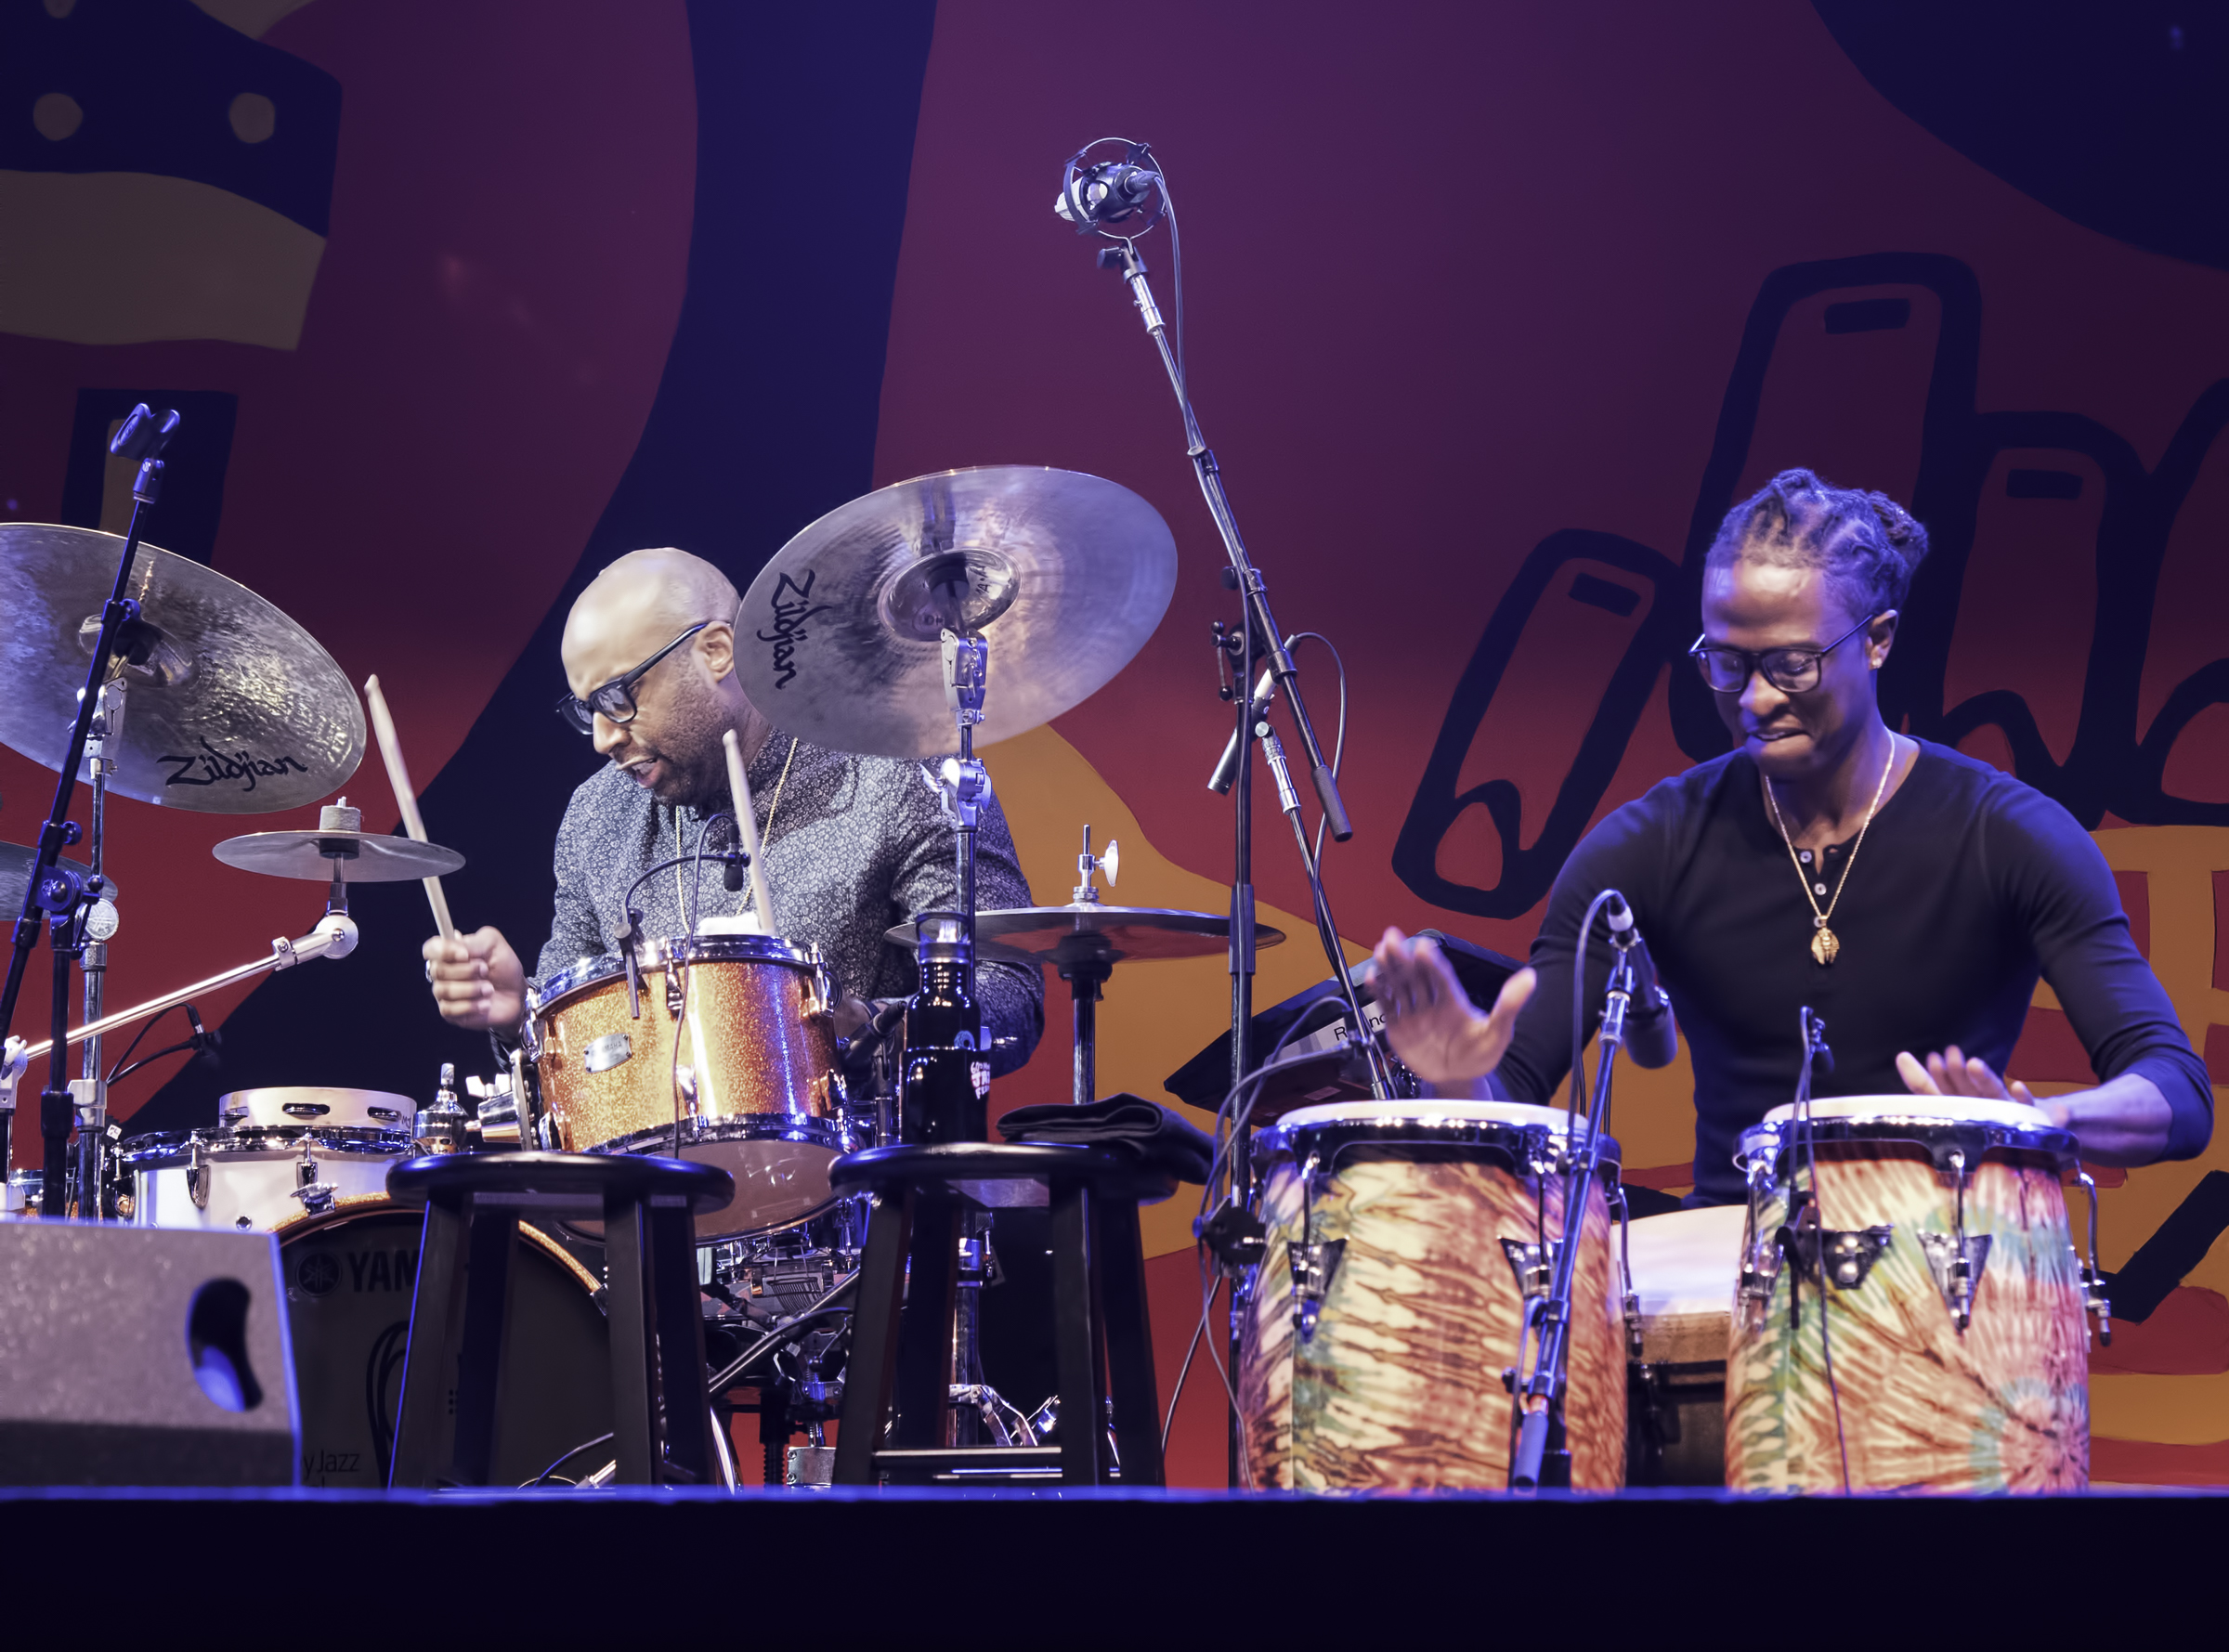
1507, 926, 1638, 1492
72, 683, 126, 1218
0, 404, 176, 1218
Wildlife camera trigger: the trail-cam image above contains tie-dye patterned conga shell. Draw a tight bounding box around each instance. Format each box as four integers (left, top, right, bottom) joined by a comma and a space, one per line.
1237, 1100, 1626, 1491
1725, 1097, 2092, 1493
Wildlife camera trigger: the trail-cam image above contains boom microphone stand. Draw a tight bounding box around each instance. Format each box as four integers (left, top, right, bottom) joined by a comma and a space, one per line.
1057, 139, 1394, 1126
0, 405, 176, 1216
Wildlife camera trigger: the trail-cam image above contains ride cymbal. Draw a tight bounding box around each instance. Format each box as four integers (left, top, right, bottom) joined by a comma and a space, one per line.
0, 524, 363, 813
735, 468, 1177, 759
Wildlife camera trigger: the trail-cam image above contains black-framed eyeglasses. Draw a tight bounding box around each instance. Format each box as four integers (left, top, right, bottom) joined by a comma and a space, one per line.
1688, 611, 1886, 695
554, 620, 712, 735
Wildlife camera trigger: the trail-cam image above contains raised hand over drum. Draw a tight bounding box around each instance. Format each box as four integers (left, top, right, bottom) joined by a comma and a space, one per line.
1365, 927, 1535, 1094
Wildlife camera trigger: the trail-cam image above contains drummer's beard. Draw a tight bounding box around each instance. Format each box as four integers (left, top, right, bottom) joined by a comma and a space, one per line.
617, 684, 734, 813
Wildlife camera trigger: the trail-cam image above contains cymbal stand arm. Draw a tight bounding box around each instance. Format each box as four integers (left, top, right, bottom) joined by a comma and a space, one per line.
1, 913, 359, 1091
1509, 943, 1634, 1493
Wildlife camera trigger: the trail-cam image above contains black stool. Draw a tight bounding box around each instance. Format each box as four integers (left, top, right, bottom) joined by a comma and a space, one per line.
832, 1141, 1172, 1487
385, 1151, 733, 1489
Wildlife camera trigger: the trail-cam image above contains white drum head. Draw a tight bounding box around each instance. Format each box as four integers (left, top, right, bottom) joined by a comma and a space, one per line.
1624, 1203, 1747, 1321
1761, 1094, 2054, 1131
219, 1086, 415, 1134
1275, 1097, 1584, 1135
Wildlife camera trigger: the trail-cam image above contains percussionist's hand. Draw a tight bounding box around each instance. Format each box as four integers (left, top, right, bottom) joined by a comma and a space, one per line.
424, 927, 526, 1036
1895, 1045, 2038, 1109
1370, 927, 1536, 1086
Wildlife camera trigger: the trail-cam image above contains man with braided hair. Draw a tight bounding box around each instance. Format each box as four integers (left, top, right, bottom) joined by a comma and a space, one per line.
1370, 469, 2209, 1203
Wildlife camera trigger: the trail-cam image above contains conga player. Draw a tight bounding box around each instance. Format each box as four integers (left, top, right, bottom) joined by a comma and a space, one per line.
423, 546, 1045, 1067
1372, 469, 2211, 1202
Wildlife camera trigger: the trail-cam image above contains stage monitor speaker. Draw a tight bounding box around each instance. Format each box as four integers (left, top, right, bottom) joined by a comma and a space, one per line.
0, 1221, 299, 1487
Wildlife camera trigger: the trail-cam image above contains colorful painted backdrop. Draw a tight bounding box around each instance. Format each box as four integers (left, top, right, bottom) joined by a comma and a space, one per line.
2, 0, 2224, 1487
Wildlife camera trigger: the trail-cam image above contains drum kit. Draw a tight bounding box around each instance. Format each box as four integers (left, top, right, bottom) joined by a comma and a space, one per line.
0, 412, 1332, 1487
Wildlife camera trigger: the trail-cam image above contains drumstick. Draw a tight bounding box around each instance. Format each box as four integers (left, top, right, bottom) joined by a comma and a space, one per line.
723, 729, 777, 934
363, 674, 457, 943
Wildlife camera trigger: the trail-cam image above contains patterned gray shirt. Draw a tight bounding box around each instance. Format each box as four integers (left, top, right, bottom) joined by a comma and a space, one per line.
537, 731, 1044, 1073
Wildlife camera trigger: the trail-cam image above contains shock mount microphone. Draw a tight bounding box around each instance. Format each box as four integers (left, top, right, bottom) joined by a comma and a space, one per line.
1207, 665, 1277, 794
1604, 891, 1677, 1070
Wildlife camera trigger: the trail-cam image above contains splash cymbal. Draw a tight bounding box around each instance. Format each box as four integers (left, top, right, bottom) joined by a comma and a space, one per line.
213, 830, 463, 882
735, 467, 1177, 759
0, 524, 363, 813
888, 904, 1284, 971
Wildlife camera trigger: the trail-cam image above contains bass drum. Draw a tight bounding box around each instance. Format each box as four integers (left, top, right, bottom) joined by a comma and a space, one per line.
275, 1194, 613, 1489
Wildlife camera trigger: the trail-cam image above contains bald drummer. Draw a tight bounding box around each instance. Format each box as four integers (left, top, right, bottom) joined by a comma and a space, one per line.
423, 546, 1045, 1072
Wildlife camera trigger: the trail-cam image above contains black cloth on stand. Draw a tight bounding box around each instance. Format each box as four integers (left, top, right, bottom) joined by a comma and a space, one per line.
996, 1093, 1214, 1185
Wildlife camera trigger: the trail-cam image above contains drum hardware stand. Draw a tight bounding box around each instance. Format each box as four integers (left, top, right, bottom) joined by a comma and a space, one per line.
1915, 1147, 1991, 1333
2072, 1164, 2112, 1345
1060, 826, 1119, 1106
0, 405, 176, 1218
1507, 911, 1645, 1492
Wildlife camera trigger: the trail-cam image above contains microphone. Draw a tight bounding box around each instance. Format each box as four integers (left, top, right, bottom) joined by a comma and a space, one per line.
1207, 666, 1276, 795
1053, 160, 1160, 228
1603, 891, 1677, 1070
185, 1004, 220, 1067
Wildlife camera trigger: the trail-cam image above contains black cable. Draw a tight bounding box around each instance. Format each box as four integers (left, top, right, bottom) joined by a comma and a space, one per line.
1285, 631, 1348, 866
525, 1431, 615, 1489
704, 1272, 858, 1397
103, 1004, 178, 1086
107, 1037, 199, 1087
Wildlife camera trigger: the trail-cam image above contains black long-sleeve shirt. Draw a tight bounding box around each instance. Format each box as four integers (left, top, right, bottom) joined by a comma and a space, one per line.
1495, 739, 2211, 1203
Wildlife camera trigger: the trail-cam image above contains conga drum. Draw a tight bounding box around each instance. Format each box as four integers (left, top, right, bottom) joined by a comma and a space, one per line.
1238, 1099, 1626, 1491
1727, 1095, 2099, 1492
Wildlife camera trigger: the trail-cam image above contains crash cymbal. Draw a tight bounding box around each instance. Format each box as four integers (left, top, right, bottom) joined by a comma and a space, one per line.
0, 524, 364, 813
0, 841, 115, 916
213, 830, 463, 882
887, 905, 1285, 970
735, 468, 1177, 759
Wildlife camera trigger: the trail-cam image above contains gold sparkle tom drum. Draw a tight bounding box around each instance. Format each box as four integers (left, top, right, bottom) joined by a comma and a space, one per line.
527, 932, 855, 1240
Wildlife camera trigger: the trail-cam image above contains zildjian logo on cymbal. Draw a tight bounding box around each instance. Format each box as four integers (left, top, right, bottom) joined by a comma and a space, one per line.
759, 570, 827, 690
160, 737, 312, 792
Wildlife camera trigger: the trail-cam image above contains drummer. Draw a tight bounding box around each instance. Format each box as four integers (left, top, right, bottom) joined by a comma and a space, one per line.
1371, 468, 2211, 1203
423, 546, 1046, 1065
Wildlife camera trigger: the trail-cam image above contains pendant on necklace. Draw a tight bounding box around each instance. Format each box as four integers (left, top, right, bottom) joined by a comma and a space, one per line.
1811, 924, 1840, 966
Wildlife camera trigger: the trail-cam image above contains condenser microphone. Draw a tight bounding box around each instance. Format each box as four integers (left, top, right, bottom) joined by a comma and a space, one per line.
1053, 159, 1160, 228
1604, 891, 1677, 1070
1207, 666, 1277, 795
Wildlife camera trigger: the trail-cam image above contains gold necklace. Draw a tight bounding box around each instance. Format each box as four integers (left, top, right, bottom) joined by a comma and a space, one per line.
1763, 735, 1899, 966
673, 736, 800, 926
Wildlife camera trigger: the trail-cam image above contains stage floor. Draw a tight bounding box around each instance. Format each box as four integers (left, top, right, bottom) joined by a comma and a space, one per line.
6, 1484, 2218, 1641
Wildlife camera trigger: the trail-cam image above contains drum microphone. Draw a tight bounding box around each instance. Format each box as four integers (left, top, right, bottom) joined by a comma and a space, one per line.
1208, 666, 1277, 794
1053, 159, 1160, 228
1603, 891, 1677, 1070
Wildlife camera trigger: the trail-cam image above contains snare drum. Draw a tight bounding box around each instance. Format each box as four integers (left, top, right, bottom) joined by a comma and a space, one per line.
1623, 1203, 1745, 1486
119, 1087, 415, 1231
528, 933, 854, 1240
1238, 1099, 1626, 1491
275, 1194, 610, 1488
1727, 1095, 2093, 1492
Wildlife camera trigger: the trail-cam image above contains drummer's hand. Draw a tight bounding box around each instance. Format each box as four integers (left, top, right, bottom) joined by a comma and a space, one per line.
424, 927, 526, 1036
1370, 927, 1536, 1086
832, 995, 874, 1040
1895, 1045, 2037, 1108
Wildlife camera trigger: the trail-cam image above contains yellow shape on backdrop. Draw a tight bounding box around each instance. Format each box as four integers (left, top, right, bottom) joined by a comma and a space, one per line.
0, 172, 326, 350
981, 723, 1364, 1259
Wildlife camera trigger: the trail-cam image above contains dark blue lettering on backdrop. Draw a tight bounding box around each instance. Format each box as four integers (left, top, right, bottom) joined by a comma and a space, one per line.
1396, 252, 2229, 920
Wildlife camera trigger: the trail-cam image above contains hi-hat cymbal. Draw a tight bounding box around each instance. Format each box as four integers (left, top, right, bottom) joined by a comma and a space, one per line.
735, 468, 1178, 759
0, 841, 115, 915
213, 830, 463, 882
0, 524, 364, 813
887, 905, 1285, 971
